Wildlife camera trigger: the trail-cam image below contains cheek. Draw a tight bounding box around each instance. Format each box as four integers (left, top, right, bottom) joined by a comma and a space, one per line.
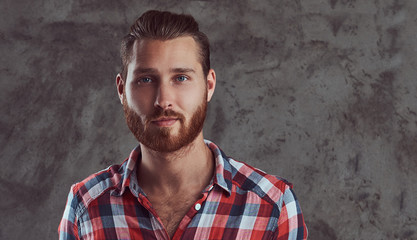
179, 89, 206, 114
126, 88, 154, 116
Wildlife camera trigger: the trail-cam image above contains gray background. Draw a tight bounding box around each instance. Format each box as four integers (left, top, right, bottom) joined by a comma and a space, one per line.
1, 0, 416, 239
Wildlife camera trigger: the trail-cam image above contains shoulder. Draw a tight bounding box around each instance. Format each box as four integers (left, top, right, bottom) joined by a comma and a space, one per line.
68, 161, 126, 216
226, 157, 294, 207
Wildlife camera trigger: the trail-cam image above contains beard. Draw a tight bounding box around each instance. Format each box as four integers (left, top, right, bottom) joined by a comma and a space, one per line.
123, 94, 207, 153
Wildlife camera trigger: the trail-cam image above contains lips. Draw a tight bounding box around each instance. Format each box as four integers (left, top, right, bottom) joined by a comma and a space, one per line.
151, 117, 178, 127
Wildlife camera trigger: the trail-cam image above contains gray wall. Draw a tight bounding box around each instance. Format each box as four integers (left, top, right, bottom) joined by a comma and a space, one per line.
1, 0, 416, 239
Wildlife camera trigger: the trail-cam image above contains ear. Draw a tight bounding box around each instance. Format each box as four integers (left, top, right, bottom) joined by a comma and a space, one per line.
116, 73, 124, 104
206, 69, 216, 102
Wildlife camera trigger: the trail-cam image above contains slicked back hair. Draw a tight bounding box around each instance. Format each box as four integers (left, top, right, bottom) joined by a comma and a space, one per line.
120, 10, 210, 80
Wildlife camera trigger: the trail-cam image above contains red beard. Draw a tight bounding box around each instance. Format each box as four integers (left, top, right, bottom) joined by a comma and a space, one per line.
123, 94, 207, 152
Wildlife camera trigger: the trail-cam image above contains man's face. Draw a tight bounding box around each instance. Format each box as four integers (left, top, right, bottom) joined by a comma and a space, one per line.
118, 36, 215, 152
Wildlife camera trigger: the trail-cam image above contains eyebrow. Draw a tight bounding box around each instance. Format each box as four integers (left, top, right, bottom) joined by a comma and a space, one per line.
133, 67, 196, 75
133, 68, 158, 75
170, 68, 196, 74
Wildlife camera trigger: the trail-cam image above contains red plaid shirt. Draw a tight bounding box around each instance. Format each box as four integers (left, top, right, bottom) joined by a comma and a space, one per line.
59, 140, 307, 239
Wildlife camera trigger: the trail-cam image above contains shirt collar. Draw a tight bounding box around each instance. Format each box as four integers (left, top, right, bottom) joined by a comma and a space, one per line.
115, 140, 233, 197
205, 140, 233, 196
112, 145, 142, 197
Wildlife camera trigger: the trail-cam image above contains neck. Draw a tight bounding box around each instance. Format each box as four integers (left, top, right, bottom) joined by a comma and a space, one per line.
137, 133, 214, 196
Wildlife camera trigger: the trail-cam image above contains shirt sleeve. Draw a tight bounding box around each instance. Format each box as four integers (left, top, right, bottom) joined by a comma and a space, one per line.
58, 185, 80, 240
276, 185, 308, 240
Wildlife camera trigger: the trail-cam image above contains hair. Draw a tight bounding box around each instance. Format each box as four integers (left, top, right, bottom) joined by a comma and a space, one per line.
120, 10, 210, 80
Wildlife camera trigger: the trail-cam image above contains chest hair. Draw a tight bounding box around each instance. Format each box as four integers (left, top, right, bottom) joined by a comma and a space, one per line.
150, 193, 200, 238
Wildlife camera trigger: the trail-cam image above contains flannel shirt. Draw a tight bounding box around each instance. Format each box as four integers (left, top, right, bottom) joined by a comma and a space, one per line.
59, 140, 307, 239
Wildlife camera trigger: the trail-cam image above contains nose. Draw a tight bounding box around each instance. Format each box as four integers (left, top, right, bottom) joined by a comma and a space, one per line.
154, 82, 174, 109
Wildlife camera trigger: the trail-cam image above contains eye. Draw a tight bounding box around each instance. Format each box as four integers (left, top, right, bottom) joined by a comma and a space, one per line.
176, 75, 189, 82
139, 77, 152, 84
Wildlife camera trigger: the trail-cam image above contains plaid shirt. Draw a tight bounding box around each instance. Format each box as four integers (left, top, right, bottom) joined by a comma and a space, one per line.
59, 140, 307, 239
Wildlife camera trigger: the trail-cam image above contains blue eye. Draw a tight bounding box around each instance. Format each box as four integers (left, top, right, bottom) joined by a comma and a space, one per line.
140, 77, 152, 83
176, 76, 188, 82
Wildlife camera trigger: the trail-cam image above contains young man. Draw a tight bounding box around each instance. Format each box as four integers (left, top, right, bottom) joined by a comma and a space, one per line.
59, 10, 307, 240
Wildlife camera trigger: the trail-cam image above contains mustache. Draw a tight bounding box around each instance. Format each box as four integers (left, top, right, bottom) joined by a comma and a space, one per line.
146, 109, 185, 123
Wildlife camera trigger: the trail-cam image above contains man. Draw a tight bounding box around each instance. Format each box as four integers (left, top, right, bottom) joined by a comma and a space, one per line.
59, 10, 307, 240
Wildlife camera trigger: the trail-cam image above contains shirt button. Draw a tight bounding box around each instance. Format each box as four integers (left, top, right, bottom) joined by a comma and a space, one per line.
195, 203, 201, 211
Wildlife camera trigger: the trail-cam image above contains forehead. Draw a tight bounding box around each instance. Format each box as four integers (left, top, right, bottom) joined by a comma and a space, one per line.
130, 36, 201, 69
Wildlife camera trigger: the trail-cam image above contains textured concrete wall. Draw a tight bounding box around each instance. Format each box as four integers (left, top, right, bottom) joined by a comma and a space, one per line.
1, 0, 416, 239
